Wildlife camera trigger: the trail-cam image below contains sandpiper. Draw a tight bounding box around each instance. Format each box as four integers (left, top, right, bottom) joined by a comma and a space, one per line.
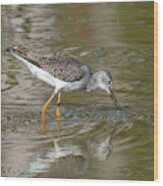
7, 46, 121, 128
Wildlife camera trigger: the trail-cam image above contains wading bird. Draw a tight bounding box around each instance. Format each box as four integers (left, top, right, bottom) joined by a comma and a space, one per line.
7, 46, 121, 128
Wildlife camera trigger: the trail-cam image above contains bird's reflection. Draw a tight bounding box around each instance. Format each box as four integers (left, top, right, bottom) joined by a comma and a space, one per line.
25, 113, 127, 178
87, 136, 113, 161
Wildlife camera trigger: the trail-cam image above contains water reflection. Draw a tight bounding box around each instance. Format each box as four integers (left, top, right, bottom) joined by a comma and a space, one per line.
2, 2, 154, 180
23, 112, 128, 178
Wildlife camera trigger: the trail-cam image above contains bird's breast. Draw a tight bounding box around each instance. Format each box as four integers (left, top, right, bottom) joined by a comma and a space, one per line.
60, 79, 87, 92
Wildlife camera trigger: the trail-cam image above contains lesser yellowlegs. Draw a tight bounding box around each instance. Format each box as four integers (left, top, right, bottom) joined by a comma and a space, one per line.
7, 46, 121, 128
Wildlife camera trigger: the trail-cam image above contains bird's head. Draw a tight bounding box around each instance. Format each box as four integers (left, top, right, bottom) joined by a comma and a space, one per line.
87, 70, 122, 110
95, 70, 113, 95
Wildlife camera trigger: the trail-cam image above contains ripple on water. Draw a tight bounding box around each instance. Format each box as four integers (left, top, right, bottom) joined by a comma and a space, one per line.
2, 102, 128, 177
1, 2, 154, 179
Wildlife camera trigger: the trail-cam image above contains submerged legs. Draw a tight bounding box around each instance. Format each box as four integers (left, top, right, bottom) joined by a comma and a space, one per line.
56, 93, 61, 121
41, 92, 62, 129
41, 92, 56, 129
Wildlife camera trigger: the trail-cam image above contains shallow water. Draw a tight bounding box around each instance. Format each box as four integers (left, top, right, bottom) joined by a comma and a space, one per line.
1, 2, 154, 180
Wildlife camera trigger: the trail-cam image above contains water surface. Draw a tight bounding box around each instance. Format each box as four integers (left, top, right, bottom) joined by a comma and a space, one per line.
1, 2, 154, 180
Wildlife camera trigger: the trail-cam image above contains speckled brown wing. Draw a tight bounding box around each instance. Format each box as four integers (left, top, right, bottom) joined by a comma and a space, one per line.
36, 55, 90, 82
7, 47, 91, 82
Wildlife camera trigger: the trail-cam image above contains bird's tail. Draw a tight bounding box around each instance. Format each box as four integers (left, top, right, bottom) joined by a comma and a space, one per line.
7, 45, 25, 57
6, 45, 41, 68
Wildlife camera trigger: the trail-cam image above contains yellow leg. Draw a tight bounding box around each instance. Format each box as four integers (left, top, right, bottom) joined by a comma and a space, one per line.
56, 93, 61, 121
42, 92, 56, 129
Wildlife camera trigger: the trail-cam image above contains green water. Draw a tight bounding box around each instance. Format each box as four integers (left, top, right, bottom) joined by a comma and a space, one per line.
1, 2, 154, 180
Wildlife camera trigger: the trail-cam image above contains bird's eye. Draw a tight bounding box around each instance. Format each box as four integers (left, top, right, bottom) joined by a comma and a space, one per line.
108, 80, 112, 84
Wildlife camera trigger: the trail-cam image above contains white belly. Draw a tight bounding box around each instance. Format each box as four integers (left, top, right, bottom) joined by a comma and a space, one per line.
11, 51, 68, 92
61, 79, 86, 92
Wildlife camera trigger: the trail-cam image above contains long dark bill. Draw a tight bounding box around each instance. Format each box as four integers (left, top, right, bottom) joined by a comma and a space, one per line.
110, 90, 122, 110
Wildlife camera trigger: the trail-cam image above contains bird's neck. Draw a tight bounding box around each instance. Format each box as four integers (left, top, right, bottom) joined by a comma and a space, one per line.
86, 73, 100, 92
